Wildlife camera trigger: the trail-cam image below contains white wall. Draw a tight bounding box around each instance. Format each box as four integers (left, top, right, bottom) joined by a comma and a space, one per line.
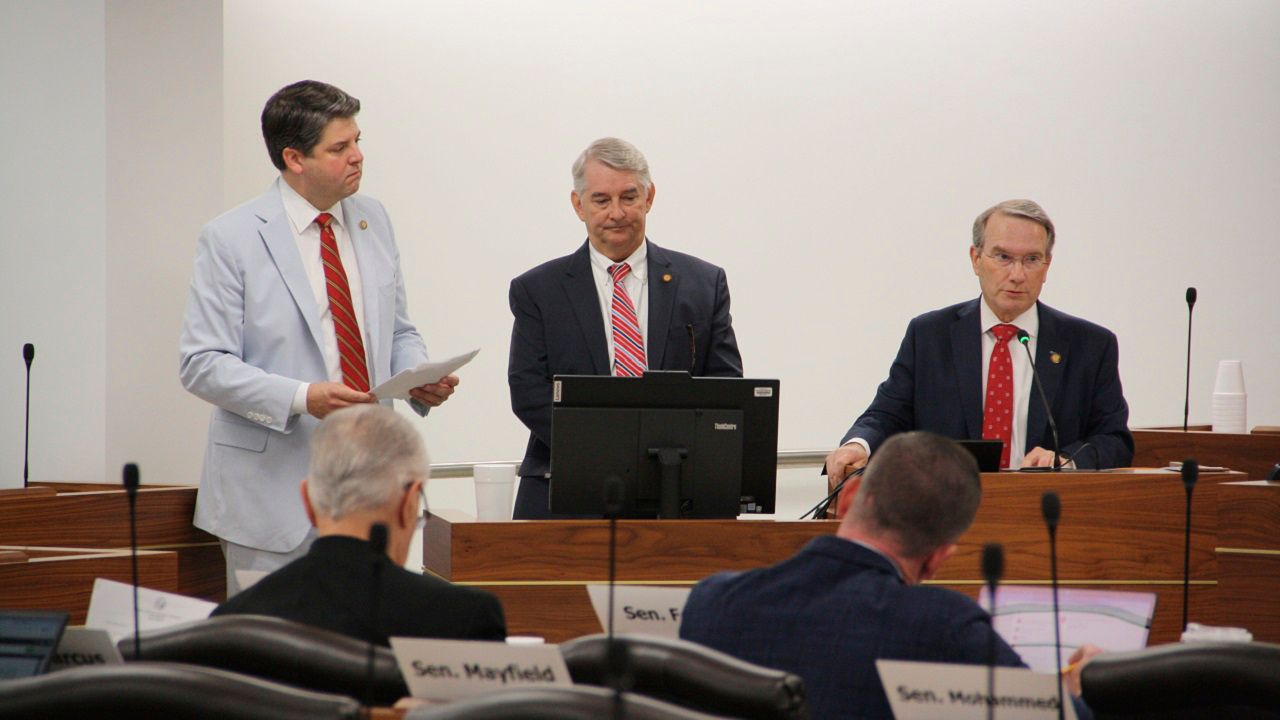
1, 1, 107, 486
4, 0, 1278, 494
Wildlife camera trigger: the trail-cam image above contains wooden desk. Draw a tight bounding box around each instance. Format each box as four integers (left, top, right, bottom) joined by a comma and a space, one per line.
0, 482, 223, 608
1217, 480, 1280, 642
1132, 426, 1280, 480
425, 470, 1227, 645
0, 546, 180, 623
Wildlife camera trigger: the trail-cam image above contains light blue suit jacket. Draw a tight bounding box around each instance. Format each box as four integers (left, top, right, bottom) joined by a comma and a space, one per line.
180, 181, 429, 551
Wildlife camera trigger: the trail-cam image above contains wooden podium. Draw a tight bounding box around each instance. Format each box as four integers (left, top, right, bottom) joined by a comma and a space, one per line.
1132, 426, 1280, 480
0, 483, 223, 621
425, 470, 1233, 645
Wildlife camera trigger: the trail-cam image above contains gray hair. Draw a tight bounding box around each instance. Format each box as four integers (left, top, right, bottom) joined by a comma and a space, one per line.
572, 137, 652, 195
306, 405, 429, 520
847, 432, 982, 559
972, 199, 1056, 255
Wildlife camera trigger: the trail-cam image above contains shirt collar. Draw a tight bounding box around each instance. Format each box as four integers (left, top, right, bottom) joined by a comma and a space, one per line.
588, 239, 648, 282
278, 177, 346, 234
979, 297, 1040, 338
846, 538, 908, 583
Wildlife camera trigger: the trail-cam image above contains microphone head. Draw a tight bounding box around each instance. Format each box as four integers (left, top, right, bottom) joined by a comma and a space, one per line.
1015, 329, 1031, 345
603, 476, 625, 517
1040, 491, 1061, 529
22, 343, 34, 367
1181, 459, 1199, 490
368, 523, 389, 555
981, 543, 1004, 585
122, 463, 140, 492
1185, 287, 1197, 307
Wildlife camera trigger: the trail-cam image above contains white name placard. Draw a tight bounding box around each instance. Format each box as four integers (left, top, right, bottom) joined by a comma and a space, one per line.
85, 578, 217, 643
876, 660, 1076, 720
586, 584, 691, 639
48, 627, 123, 671
390, 637, 571, 701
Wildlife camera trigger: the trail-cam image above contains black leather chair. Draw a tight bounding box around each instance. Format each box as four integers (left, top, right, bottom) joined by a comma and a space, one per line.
0, 662, 361, 720
559, 633, 808, 719
117, 614, 408, 705
1080, 641, 1280, 719
405, 686, 729, 719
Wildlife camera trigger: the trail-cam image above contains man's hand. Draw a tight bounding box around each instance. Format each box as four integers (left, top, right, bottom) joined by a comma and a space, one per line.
1022, 446, 1067, 468
1064, 643, 1103, 696
407, 373, 460, 408
307, 382, 374, 419
825, 443, 869, 494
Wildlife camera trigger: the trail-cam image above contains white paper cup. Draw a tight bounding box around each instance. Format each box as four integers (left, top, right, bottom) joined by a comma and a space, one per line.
1213, 360, 1246, 394
473, 463, 517, 521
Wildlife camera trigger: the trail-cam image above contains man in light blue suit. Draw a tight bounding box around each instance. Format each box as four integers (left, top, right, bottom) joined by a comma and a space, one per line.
180, 81, 456, 595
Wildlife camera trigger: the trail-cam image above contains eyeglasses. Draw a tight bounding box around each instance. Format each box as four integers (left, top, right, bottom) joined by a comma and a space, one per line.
983, 251, 1048, 271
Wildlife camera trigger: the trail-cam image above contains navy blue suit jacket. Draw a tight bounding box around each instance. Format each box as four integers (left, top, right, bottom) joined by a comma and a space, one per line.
842, 299, 1132, 468
508, 240, 743, 483
680, 536, 1029, 719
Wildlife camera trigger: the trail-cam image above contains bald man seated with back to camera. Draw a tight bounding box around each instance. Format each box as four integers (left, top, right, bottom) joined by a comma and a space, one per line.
680, 431, 1098, 719
213, 404, 506, 645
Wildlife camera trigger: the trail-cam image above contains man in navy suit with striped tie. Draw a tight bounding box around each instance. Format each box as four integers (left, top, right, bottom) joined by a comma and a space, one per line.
507, 138, 744, 519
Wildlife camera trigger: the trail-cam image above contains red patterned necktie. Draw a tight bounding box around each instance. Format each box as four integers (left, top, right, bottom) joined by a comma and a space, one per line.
315, 213, 370, 392
608, 263, 646, 377
983, 324, 1021, 468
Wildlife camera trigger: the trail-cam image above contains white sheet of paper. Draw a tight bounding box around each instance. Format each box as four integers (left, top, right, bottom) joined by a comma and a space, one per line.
369, 349, 480, 401
585, 584, 690, 639
48, 627, 123, 671
981, 585, 1155, 672
390, 637, 571, 701
85, 578, 216, 643
877, 660, 1076, 720
234, 569, 268, 590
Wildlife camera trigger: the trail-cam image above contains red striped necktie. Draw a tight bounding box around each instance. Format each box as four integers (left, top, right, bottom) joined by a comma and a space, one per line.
608, 262, 646, 377
315, 213, 370, 392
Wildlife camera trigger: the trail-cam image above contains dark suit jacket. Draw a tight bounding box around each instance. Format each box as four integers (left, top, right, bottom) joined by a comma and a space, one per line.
841, 299, 1133, 468
212, 536, 506, 646
680, 536, 1031, 719
508, 240, 744, 481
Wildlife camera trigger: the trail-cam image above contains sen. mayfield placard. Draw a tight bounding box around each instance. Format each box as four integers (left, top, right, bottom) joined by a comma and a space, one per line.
390, 638, 571, 701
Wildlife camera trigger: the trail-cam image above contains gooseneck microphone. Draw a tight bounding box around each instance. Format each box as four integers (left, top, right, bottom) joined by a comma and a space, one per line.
802, 466, 865, 520
982, 543, 1004, 720
1041, 491, 1064, 720
603, 477, 631, 720
1184, 288, 1197, 432
1017, 330, 1061, 471
122, 463, 141, 660
1180, 460, 1198, 632
365, 522, 389, 718
22, 343, 34, 488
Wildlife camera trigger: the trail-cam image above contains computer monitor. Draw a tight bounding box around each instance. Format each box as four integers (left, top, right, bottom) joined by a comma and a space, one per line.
550, 371, 780, 518
0, 609, 68, 679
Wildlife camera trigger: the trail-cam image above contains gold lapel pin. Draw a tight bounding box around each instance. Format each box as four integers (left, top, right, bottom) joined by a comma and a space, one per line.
359, 220, 368, 230
662, 273, 673, 283
1050, 351, 1062, 364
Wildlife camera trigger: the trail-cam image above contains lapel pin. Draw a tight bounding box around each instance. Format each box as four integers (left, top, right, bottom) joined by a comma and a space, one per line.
359, 220, 368, 230
662, 273, 673, 283
1050, 351, 1061, 364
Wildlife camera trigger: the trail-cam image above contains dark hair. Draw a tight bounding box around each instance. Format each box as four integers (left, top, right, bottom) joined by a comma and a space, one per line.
849, 432, 982, 558
261, 80, 361, 171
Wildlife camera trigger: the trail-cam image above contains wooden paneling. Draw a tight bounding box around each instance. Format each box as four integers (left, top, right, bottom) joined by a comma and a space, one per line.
0, 547, 179, 623
1217, 481, 1280, 642
1132, 428, 1280, 480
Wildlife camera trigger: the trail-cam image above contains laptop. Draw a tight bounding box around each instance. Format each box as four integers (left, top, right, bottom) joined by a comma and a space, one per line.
0, 609, 69, 679
958, 439, 1003, 473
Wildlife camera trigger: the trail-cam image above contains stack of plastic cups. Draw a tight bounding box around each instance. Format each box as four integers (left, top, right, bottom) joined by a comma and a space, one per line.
1211, 360, 1247, 433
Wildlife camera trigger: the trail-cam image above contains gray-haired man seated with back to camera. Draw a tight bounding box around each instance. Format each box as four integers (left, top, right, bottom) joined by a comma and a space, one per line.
213, 404, 506, 645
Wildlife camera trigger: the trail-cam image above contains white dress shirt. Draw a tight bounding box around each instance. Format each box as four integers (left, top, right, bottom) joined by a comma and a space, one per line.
278, 179, 367, 415
979, 300, 1039, 469
587, 240, 649, 371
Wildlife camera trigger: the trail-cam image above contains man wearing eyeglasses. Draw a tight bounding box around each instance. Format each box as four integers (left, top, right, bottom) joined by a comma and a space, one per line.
212, 405, 506, 645
824, 199, 1132, 490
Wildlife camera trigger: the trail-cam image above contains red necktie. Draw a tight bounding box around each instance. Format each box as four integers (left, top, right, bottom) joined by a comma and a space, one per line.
983, 324, 1020, 468
315, 213, 370, 392
608, 263, 646, 377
